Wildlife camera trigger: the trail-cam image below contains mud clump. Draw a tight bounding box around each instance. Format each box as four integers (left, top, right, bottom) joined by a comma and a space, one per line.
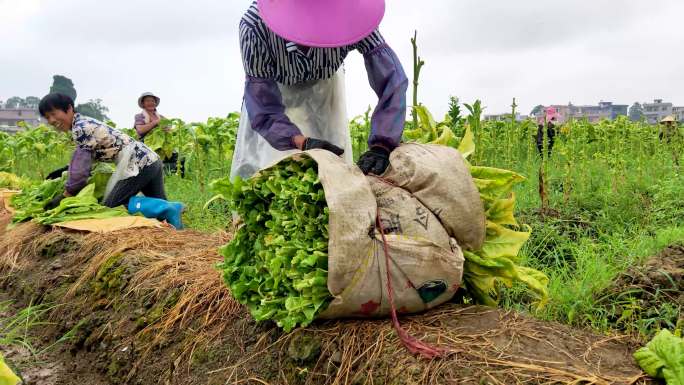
599, 244, 684, 337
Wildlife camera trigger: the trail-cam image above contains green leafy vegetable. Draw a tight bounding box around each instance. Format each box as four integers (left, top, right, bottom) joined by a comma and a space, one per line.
212, 157, 331, 331
10, 163, 119, 225
34, 184, 127, 225
634, 329, 684, 385
10, 175, 66, 224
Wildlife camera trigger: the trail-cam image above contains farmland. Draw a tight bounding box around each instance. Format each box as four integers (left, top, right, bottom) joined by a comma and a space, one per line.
0, 102, 683, 383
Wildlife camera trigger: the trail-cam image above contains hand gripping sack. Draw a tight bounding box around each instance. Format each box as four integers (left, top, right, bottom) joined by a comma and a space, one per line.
382, 143, 486, 251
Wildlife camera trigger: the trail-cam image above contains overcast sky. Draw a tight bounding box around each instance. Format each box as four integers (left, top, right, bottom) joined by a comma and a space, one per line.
2, 0, 683, 126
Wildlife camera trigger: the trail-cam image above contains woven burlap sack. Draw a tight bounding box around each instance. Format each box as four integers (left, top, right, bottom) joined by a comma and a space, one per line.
303, 150, 464, 319
382, 143, 486, 250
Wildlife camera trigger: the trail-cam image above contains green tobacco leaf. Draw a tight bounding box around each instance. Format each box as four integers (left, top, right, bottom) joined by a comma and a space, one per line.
634, 329, 684, 384
470, 166, 526, 199
513, 265, 550, 308
414, 105, 439, 141
457, 125, 475, 159
35, 184, 127, 225
429, 124, 458, 147
0, 352, 21, 385
486, 194, 518, 226
480, 222, 531, 260
10, 175, 65, 224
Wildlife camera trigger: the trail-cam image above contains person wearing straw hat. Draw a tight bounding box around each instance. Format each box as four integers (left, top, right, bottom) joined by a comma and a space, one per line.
230, 0, 408, 180
134, 92, 185, 177
659, 115, 681, 143
134, 92, 164, 140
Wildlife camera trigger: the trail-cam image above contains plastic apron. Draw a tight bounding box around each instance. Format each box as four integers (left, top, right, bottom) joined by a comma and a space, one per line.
230, 69, 353, 181
103, 143, 158, 201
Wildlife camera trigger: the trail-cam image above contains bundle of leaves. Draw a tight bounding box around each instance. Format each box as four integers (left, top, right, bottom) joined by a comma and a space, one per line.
211, 157, 331, 331
10, 163, 115, 224
34, 184, 127, 225
409, 106, 549, 308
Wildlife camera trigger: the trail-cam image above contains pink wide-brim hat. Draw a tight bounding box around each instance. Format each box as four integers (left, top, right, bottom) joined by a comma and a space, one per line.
257, 0, 385, 48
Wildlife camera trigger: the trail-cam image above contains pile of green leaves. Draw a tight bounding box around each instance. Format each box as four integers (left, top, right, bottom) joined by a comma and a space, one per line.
410, 106, 549, 308
34, 184, 127, 225
10, 163, 115, 225
10, 175, 65, 224
211, 157, 331, 332
634, 329, 684, 385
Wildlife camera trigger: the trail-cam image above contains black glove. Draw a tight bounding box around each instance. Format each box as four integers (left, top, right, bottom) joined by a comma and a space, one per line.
303, 138, 344, 156
44, 194, 65, 211
357, 146, 390, 175
46, 165, 69, 180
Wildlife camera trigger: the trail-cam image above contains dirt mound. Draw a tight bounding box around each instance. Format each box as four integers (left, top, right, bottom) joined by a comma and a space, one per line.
0, 225, 653, 384
598, 245, 684, 337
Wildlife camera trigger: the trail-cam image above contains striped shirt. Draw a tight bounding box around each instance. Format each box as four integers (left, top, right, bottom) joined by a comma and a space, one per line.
239, 2, 408, 152
240, 2, 386, 85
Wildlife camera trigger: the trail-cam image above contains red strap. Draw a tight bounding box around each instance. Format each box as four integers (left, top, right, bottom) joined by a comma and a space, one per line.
376, 208, 447, 359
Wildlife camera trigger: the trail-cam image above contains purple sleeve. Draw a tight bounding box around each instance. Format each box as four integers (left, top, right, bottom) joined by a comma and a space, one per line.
244, 76, 302, 150
134, 113, 145, 126
65, 147, 93, 195
134, 114, 146, 137
363, 43, 409, 150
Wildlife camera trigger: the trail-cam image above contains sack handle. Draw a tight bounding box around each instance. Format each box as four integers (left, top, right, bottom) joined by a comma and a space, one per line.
376, 202, 448, 359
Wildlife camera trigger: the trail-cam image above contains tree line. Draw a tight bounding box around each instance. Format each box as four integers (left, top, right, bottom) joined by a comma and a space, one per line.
2, 75, 110, 121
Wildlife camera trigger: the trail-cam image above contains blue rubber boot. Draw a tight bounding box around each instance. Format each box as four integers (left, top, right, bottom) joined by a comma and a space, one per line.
128, 196, 185, 229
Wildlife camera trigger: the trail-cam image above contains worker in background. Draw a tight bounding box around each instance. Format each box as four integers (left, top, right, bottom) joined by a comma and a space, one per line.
659, 115, 682, 168
536, 116, 557, 157
231, 0, 408, 180
658, 115, 681, 143
39, 93, 184, 228
134, 92, 185, 177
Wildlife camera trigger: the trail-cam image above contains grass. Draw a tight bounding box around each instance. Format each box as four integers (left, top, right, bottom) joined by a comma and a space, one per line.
487, 119, 684, 338
164, 174, 232, 232
0, 299, 53, 354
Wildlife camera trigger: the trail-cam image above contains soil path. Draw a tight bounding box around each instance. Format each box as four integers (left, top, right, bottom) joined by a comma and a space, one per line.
0, 216, 654, 384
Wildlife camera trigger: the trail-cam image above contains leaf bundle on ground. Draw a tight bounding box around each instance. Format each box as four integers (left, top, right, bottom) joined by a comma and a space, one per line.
212, 157, 331, 332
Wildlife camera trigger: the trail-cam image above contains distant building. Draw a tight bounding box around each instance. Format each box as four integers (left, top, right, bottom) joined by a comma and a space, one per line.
642, 99, 673, 124
0, 108, 43, 133
533, 101, 628, 123
484, 113, 528, 122
672, 106, 684, 123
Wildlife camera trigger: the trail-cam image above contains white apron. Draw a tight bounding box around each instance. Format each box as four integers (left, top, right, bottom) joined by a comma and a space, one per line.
230, 69, 353, 180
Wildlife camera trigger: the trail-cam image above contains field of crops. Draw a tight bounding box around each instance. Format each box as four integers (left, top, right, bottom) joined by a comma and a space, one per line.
1, 101, 683, 383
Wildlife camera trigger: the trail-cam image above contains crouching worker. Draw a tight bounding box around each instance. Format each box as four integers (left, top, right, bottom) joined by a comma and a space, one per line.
38, 93, 184, 229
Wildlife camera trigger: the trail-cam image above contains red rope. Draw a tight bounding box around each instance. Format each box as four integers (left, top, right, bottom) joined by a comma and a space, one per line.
376, 207, 447, 359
